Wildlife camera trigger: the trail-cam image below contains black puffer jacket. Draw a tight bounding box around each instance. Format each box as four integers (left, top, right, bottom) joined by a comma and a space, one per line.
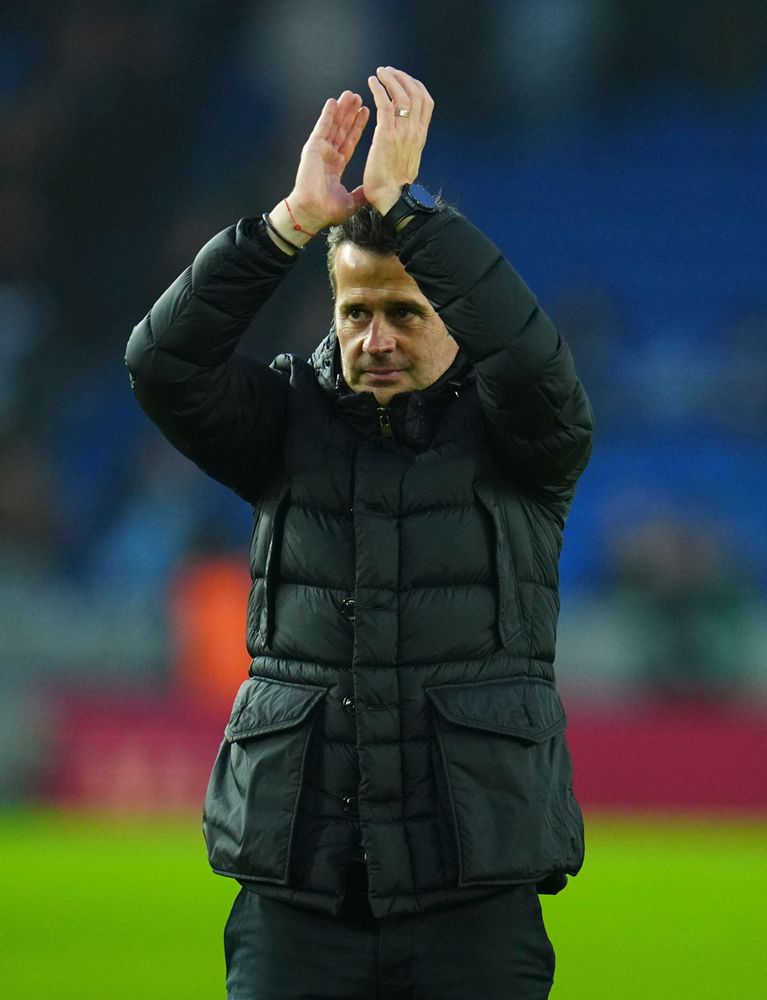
125, 208, 593, 918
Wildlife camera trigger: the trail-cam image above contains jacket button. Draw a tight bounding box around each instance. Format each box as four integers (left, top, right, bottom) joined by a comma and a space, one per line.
341, 696, 356, 713
342, 794, 358, 816
340, 597, 356, 621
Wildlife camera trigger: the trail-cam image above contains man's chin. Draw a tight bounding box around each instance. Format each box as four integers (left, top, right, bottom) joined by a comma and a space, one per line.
358, 371, 410, 404
370, 386, 401, 405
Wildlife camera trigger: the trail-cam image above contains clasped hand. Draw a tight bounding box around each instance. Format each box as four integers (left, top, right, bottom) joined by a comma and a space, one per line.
271, 67, 434, 245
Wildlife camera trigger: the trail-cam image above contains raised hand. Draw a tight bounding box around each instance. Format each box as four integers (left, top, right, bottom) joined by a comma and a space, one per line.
363, 67, 434, 216
267, 91, 370, 251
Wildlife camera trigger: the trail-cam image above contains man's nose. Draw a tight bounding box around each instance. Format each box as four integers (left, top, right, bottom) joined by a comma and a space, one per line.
362, 318, 397, 354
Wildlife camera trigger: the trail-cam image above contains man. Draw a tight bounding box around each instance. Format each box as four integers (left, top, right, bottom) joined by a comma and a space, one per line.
126, 67, 593, 1000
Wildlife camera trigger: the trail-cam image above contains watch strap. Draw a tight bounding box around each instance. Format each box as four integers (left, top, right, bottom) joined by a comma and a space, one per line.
382, 183, 438, 236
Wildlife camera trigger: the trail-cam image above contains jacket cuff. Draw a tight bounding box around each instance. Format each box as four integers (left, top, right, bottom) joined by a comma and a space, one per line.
395, 207, 462, 260
238, 217, 300, 269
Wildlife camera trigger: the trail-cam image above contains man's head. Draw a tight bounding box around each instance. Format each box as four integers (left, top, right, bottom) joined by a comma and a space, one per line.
327, 206, 458, 405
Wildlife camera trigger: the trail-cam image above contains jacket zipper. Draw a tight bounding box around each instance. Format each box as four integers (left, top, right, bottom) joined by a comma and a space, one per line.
377, 406, 393, 438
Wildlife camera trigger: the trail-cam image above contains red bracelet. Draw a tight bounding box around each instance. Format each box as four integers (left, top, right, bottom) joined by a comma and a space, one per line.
284, 199, 317, 237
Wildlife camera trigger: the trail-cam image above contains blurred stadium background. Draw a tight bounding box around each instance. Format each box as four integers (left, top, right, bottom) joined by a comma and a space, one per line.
1, 1, 766, 997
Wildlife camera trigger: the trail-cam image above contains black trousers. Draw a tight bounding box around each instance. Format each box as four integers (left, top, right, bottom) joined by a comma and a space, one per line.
224, 863, 555, 1000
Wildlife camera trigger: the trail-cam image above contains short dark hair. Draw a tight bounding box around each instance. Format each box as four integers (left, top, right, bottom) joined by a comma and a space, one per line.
326, 205, 397, 295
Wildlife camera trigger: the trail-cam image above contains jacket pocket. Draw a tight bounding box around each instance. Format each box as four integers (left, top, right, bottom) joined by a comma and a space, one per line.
248, 486, 290, 651
203, 673, 327, 884
473, 482, 524, 648
426, 676, 583, 887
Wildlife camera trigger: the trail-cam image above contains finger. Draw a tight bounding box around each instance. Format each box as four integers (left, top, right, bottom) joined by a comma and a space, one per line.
349, 184, 367, 209
339, 105, 370, 162
336, 91, 363, 147
384, 66, 426, 91
327, 90, 356, 145
336, 89, 361, 118
328, 90, 361, 146
309, 98, 339, 142
324, 90, 349, 144
376, 66, 413, 116
417, 83, 434, 131
385, 67, 433, 127
368, 73, 394, 119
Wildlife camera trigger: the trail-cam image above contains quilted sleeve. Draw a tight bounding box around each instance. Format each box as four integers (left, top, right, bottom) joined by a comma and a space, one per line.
125, 219, 295, 502
398, 209, 594, 502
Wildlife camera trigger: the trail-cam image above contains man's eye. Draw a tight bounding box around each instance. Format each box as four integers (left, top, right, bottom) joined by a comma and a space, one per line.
392, 307, 415, 320
346, 307, 365, 320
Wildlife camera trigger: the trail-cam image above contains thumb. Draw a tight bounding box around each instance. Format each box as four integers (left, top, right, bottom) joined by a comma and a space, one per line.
350, 185, 367, 209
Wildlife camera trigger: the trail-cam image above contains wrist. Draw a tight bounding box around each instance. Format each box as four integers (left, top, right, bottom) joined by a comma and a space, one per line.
381, 183, 440, 236
369, 184, 405, 217
267, 198, 321, 252
283, 193, 329, 239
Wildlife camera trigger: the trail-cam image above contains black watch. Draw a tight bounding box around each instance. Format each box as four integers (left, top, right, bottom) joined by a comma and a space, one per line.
382, 183, 439, 235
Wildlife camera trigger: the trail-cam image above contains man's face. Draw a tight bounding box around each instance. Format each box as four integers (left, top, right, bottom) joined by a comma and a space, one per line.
333, 244, 458, 405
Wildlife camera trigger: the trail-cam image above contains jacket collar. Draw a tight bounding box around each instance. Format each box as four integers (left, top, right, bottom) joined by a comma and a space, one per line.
309, 324, 473, 450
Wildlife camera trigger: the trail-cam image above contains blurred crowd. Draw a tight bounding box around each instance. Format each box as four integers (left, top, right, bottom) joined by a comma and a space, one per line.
2, 1, 767, 799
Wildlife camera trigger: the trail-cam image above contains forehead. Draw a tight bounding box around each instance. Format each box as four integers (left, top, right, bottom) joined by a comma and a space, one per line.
333, 244, 425, 302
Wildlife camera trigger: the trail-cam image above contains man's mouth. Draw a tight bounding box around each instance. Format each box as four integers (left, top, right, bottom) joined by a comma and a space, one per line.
363, 369, 404, 383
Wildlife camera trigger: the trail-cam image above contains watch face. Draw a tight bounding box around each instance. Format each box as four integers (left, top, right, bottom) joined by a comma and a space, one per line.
406, 183, 438, 211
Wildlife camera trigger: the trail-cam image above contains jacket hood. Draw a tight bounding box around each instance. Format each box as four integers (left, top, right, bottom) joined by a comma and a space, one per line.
309, 322, 340, 395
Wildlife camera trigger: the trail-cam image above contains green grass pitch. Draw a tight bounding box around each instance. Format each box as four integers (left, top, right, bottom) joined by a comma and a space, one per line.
1, 810, 765, 998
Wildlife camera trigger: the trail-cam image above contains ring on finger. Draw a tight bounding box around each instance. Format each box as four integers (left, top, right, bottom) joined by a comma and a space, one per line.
394, 107, 411, 118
